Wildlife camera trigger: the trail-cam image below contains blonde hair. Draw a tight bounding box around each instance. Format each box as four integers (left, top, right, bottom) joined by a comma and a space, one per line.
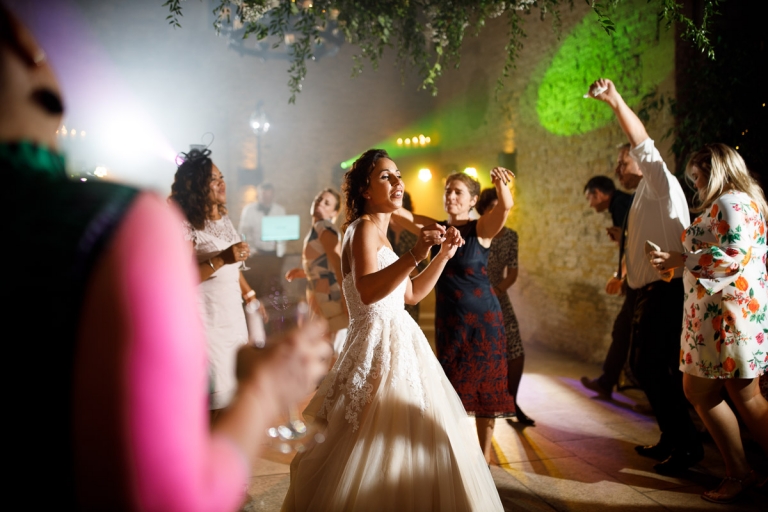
686, 144, 768, 217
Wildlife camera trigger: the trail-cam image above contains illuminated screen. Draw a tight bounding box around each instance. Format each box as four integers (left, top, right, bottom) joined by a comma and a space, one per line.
261, 215, 301, 241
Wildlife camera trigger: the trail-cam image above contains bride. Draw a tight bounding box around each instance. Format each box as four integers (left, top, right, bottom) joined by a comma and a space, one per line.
282, 149, 503, 511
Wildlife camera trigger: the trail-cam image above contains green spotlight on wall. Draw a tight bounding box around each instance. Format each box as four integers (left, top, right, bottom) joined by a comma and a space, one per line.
536, 0, 673, 136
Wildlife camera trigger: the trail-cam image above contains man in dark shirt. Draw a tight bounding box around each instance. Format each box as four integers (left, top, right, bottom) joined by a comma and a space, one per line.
581, 174, 637, 398
584, 175, 633, 244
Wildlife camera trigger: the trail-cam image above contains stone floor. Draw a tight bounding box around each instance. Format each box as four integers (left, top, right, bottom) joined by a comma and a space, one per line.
241, 342, 767, 511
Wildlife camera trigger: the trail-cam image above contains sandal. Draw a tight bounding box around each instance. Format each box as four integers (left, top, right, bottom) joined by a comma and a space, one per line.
701, 470, 759, 504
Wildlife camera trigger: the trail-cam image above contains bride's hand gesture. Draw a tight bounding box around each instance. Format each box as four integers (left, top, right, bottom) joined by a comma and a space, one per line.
436, 226, 464, 260
411, 223, 448, 261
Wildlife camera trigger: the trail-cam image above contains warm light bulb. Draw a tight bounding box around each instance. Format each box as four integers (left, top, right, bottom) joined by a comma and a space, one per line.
418, 168, 432, 182
411, 137, 418, 144
81, 131, 86, 137
397, 138, 403, 145
405, 138, 411, 145
94, 166, 108, 178
464, 167, 478, 178
61, 127, 68, 136
425, 136, 431, 143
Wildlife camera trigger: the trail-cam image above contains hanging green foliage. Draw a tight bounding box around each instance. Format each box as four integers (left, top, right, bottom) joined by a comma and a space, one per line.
162, 0, 722, 104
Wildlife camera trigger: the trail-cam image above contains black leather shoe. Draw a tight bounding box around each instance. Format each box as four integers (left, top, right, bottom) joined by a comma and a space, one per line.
634, 442, 673, 461
653, 447, 704, 475
514, 402, 536, 426
580, 376, 612, 399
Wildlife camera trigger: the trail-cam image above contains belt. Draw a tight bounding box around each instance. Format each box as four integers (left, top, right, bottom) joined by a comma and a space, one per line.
633, 277, 682, 293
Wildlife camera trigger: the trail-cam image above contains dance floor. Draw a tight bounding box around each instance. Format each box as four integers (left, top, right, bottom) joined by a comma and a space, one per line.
241, 319, 767, 511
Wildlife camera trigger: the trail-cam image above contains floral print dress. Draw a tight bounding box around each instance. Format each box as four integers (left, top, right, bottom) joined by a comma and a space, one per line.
680, 191, 767, 379
432, 221, 516, 417
487, 228, 524, 360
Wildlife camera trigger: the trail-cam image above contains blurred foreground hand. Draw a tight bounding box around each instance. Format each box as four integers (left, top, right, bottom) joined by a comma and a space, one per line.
236, 319, 333, 407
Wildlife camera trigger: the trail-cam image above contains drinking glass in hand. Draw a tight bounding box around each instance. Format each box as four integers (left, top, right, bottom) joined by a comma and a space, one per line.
239, 233, 250, 271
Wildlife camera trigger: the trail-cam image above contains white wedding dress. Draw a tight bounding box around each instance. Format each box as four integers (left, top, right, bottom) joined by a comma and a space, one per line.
282, 245, 503, 511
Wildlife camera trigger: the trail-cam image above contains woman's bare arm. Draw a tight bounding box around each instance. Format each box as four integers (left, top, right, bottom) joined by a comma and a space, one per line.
476, 168, 514, 240
348, 220, 446, 305
319, 229, 348, 316
405, 227, 463, 304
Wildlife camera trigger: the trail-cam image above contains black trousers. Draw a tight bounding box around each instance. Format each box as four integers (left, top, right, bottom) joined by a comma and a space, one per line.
630, 279, 701, 448
597, 285, 637, 391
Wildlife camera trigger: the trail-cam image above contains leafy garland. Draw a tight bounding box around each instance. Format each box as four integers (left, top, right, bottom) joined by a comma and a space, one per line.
162, 0, 722, 103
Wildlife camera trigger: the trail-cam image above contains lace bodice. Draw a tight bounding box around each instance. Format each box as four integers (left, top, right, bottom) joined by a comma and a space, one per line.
311, 246, 435, 431
182, 216, 239, 249
342, 247, 407, 324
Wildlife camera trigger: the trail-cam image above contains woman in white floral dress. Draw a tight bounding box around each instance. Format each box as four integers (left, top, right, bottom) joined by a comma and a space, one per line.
649, 143, 767, 503
170, 149, 265, 417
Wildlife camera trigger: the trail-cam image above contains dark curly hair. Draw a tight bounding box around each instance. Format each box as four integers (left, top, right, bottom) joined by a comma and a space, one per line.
168, 149, 226, 230
342, 148, 390, 229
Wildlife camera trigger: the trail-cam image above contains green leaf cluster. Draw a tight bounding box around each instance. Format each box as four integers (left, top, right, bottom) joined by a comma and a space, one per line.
162, 0, 184, 28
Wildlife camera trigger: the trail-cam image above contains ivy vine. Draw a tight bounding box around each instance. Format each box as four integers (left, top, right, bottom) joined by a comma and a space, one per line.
163, 1, 722, 103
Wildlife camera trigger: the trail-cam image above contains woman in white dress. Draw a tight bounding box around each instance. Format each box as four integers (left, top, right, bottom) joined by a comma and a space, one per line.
282, 149, 504, 511
169, 148, 267, 418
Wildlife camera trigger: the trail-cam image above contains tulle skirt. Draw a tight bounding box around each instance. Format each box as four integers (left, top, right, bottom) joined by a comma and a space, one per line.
281, 310, 502, 511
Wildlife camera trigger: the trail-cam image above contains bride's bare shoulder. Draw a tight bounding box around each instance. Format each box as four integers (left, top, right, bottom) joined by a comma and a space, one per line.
343, 217, 375, 244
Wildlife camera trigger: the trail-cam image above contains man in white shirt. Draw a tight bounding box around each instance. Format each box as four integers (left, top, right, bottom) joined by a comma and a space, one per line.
590, 78, 703, 475
239, 182, 287, 257
239, 182, 287, 301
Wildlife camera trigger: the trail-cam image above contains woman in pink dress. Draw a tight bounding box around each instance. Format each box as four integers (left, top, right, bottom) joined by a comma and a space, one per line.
3, 6, 331, 510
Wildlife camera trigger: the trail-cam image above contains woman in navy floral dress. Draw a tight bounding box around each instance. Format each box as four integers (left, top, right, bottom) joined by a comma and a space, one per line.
395, 168, 516, 464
